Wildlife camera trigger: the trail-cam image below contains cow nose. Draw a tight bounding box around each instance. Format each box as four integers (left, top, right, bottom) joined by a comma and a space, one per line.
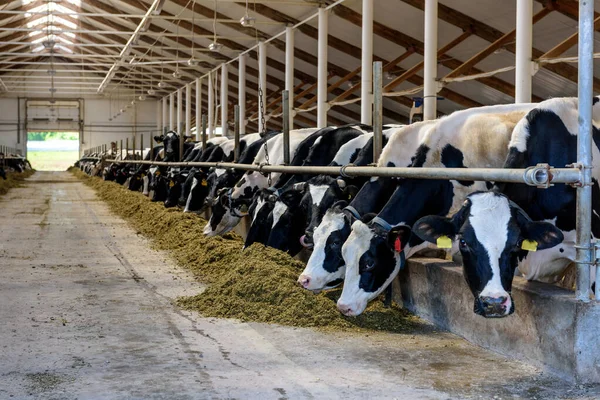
297, 275, 310, 288
480, 296, 508, 315
337, 302, 354, 316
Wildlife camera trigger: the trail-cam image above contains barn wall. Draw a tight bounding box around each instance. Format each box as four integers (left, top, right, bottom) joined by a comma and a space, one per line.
0, 97, 160, 156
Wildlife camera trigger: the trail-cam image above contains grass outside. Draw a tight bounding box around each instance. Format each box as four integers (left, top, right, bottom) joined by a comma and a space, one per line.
28, 151, 79, 171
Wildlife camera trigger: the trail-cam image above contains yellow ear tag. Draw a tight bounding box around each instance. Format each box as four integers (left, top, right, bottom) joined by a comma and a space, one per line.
155, 171, 160, 176
436, 235, 452, 249
169, 180, 175, 188
521, 239, 538, 252
201, 179, 208, 186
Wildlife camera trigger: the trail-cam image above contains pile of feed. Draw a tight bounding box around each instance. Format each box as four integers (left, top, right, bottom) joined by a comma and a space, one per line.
0, 169, 36, 196
70, 167, 424, 332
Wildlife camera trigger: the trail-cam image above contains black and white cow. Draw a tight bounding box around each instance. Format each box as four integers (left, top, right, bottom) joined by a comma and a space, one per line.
413, 97, 600, 317
126, 145, 164, 192
203, 128, 322, 236
183, 134, 262, 212
297, 122, 435, 292
336, 103, 536, 317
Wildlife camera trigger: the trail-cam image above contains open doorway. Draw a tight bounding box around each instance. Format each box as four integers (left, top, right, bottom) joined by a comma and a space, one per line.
27, 132, 80, 171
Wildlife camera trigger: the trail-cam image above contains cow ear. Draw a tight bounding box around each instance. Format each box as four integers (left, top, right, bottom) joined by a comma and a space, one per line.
336, 179, 346, 189
154, 135, 164, 143
279, 190, 303, 206
292, 182, 308, 192
519, 221, 564, 251
343, 185, 359, 201
219, 194, 229, 207
412, 215, 457, 245
387, 225, 412, 252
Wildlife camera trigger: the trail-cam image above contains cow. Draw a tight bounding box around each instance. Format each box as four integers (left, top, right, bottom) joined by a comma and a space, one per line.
203, 128, 323, 237
126, 145, 164, 192
336, 103, 537, 317
297, 122, 436, 292
182, 134, 262, 211
412, 97, 600, 318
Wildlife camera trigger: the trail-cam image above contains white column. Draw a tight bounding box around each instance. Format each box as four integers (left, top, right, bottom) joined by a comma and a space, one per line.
515, 0, 533, 103
317, 7, 328, 128
156, 100, 161, 136
285, 26, 295, 129
423, 0, 438, 121
258, 41, 267, 132
221, 63, 229, 137
196, 78, 202, 141
361, 0, 373, 125
162, 97, 167, 134
169, 92, 174, 131
238, 54, 246, 135
177, 88, 183, 133
208, 71, 214, 137
185, 84, 191, 138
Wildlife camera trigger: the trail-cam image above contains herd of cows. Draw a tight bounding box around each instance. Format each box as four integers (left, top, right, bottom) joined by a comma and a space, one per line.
0, 154, 31, 179
77, 97, 600, 319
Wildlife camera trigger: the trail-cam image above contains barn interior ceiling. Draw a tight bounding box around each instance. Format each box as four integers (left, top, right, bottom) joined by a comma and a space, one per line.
0, 0, 599, 131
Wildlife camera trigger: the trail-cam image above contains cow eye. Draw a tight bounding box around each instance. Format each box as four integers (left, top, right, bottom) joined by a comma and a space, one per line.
360, 260, 376, 273
459, 239, 468, 250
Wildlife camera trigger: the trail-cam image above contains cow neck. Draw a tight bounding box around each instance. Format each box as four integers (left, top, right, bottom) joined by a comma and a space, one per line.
349, 177, 396, 216
377, 178, 454, 230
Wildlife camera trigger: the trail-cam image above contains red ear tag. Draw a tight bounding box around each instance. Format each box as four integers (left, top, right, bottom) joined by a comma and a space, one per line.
394, 237, 403, 252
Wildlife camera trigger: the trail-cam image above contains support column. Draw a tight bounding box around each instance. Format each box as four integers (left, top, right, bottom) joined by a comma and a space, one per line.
177, 88, 182, 133
576, 0, 594, 301
221, 63, 229, 137
515, 0, 533, 103
156, 100, 161, 137
196, 78, 202, 141
238, 54, 247, 135
258, 41, 267, 132
285, 26, 295, 129
317, 7, 328, 128
162, 97, 167, 134
185, 84, 191, 139
169, 93, 174, 131
423, 0, 438, 121
208, 71, 214, 137
361, 0, 373, 124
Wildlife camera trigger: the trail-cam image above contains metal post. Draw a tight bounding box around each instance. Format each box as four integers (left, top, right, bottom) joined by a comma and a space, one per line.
234, 105, 240, 162
515, 0, 533, 103
423, 0, 438, 120
576, 0, 594, 302
17, 97, 21, 144
285, 26, 294, 129
258, 41, 267, 132
282, 90, 291, 165
221, 64, 229, 137
196, 78, 202, 141
208, 71, 214, 137
238, 54, 246, 135
120, 139, 123, 158
186, 84, 191, 140
317, 7, 328, 128
156, 99, 162, 138
201, 114, 207, 151
169, 92, 174, 131
177, 88, 182, 133
361, 0, 374, 125
140, 133, 144, 158
162, 97, 167, 134
132, 135, 136, 157
373, 62, 383, 162
125, 137, 129, 157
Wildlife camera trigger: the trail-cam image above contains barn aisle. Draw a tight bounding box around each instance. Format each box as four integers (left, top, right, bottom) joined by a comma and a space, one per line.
0, 171, 592, 399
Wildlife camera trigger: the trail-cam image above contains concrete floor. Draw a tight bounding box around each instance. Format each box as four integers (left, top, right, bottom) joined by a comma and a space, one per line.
0, 172, 598, 400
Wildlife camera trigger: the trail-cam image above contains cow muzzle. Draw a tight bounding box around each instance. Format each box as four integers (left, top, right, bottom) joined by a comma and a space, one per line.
299, 235, 314, 249
474, 294, 514, 318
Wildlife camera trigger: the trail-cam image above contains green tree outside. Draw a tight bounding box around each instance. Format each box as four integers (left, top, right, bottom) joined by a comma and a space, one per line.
27, 132, 79, 141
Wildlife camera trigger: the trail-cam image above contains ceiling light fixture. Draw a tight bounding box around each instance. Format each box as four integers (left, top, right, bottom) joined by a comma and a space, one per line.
147, 88, 156, 95
157, 81, 166, 88
240, 14, 255, 28
139, 94, 146, 101
172, 69, 182, 79
208, 42, 223, 52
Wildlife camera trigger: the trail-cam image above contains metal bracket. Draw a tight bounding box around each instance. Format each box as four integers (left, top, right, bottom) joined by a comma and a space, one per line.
565, 162, 593, 187
523, 163, 553, 188
574, 239, 600, 266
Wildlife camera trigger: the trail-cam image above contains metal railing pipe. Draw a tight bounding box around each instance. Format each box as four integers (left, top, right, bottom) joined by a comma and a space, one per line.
373, 61, 383, 163
576, 0, 594, 301
234, 105, 240, 162
282, 90, 291, 165
99, 161, 581, 185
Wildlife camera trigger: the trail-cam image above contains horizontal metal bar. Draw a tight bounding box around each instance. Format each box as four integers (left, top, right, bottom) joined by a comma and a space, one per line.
99, 159, 582, 186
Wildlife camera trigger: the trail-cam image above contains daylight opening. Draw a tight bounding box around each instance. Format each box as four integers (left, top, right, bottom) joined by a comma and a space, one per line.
27, 131, 80, 171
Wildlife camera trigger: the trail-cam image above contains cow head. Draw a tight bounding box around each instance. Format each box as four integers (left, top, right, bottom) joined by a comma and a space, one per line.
151, 168, 169, 202
203, 188, 242, 236
297, 204, 356, 292
413, 191, 563, 318
244, 189, 277, 249
164, 168, 185, 208
154, 131, 179, 161
299, 176, 359, 248
266, 188, 307, 255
